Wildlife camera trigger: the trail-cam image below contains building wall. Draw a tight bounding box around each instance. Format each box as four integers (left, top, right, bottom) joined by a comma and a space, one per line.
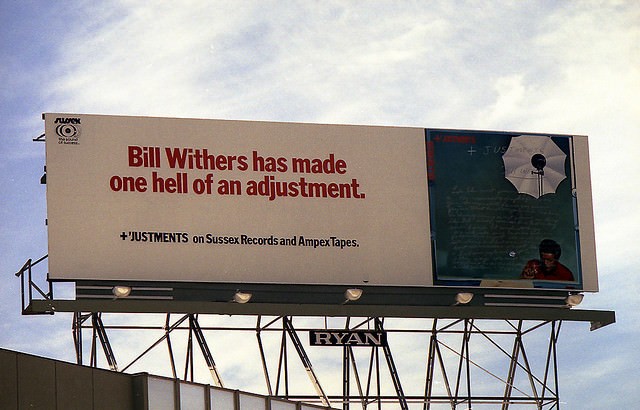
0, 348, 135, 410
0, 348, 335, 410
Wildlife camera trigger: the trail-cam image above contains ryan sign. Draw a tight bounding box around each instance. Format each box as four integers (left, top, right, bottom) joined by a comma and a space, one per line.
309, 330, 387, 347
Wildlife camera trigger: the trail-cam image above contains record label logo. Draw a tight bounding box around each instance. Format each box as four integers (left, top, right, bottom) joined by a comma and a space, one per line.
54, 117, 81, 144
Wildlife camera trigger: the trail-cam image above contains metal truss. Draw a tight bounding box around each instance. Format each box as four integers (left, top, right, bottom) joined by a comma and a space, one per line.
16, 256, 608, 408
71, 313, 564, 409
421, 318, 562, 409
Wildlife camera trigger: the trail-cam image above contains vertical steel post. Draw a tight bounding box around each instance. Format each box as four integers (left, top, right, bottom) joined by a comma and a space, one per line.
343, 344, 350, 410
464, 320, 473, 409
453, 319, 472, 409
256, 316, 274, 396
551, 322, 562, 409
184, 321, 194, 381
424, 319, 437, 410
375, 318, 408, 410
502, 321, 521, 410
72, 312, 83, 365
343, 317, 351, 410
165, 314, 178, 379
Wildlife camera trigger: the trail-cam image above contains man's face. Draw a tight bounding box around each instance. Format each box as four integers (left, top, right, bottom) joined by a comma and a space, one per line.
540, 252, 558, 272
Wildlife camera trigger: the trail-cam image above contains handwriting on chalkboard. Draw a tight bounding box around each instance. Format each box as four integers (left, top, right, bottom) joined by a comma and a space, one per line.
443, 186, 559, 276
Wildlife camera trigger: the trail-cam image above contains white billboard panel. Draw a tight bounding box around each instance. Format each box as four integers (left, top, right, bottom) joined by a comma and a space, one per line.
45, 114, 432, 286
44, 114, 598, 291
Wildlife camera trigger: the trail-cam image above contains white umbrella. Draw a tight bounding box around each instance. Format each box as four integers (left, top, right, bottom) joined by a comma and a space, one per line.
502, 135, 567, 198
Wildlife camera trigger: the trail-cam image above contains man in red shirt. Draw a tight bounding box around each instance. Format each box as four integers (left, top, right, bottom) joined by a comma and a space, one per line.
520, 239, 574, 281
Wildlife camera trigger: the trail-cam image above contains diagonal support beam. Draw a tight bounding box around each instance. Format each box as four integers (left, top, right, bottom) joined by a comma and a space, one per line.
189, 314, 224, 387
91, 313, 118, 371
121, 314, 190, 373
282, 316, 330, 407
375, 317, 409, 410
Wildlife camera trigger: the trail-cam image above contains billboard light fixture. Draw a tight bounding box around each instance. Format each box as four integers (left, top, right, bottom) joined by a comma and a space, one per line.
566, 293, 584, 307
455, 292, 474, 305
233, 291, 252, 304
112, 285, 132, 298
344, 288, 363, 302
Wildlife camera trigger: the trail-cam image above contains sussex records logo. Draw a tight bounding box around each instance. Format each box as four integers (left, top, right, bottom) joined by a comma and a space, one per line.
54, 117, 81, 145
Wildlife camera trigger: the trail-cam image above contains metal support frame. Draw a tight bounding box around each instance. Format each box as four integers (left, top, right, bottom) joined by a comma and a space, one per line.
13, 263, 613, 408
422, 319, 563, 409
375, 318, 408, 410
282, 316, 331, 406
188, 314, 224, 386
73, 313, 225, 388
91, 312, 118, 371
67, 314, 569, 408
14, 256, 52, 315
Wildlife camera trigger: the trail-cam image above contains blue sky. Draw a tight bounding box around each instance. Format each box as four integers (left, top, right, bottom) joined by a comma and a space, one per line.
1, 1, 639, 408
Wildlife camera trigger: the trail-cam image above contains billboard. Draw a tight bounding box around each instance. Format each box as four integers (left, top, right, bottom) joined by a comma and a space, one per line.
44, 114, 597, 292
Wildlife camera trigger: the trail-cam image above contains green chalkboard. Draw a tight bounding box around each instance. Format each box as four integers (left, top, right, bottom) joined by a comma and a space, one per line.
426, 129, 581, 289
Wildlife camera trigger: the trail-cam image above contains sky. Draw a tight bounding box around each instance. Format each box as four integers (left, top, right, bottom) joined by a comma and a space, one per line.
1, 0, 639, 408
